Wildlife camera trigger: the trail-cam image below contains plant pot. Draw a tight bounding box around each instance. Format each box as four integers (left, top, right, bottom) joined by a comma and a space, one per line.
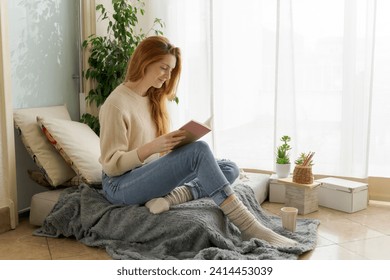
293, 165, 313, 184
275, 163, 291, 178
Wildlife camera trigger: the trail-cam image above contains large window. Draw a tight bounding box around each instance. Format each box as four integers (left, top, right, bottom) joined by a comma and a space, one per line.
151, 0, 390, 178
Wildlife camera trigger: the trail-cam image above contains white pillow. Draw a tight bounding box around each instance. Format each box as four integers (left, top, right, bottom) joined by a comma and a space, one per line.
232, 170, 270, 204
13, 105, 76, 186
36, 116, 102, 185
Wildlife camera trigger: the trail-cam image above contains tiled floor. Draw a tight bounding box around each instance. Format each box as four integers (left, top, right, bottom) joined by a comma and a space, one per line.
1, 201, 390, 260
263, 200, 390, 260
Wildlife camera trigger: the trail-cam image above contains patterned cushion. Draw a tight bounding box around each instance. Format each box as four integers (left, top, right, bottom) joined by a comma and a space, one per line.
13, 105, 76, 187
36, 117, 102, 185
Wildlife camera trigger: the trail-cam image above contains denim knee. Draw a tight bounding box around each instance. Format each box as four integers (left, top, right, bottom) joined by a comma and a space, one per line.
228, 161, 240, 183
192, 142, 239, 184
220, 159, 240, 184
191, 140, 211, 153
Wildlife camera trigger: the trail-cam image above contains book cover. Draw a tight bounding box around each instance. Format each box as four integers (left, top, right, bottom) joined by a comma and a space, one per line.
174, 118, 212, 149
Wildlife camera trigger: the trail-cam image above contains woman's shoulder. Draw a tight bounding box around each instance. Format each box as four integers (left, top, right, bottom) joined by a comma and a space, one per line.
101, 84, 142, 116
105, 85, 135, 105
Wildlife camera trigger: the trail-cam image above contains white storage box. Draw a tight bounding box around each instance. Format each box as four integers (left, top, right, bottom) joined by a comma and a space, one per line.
269, 174, 287, 203
317, 177, 368, 213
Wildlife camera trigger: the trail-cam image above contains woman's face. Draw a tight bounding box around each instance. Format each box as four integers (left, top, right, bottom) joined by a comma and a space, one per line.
144, 54, 177, 89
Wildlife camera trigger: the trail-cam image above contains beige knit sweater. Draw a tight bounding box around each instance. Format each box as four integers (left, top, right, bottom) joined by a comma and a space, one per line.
99, 84, 158, 176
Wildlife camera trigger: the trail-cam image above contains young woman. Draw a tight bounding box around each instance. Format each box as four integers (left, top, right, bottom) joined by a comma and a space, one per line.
99, 36, 296, 247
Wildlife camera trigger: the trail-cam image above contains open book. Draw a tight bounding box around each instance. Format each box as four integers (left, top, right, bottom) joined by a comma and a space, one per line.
173, 117, 212, 149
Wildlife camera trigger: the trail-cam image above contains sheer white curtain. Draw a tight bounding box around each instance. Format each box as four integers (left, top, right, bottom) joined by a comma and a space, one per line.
280, 0, 376, 178
369, 0, 390, 177
148, 0, 390, 179
212, 0, 278, 167
0, 0, 18, 230
146, 0, 213, 142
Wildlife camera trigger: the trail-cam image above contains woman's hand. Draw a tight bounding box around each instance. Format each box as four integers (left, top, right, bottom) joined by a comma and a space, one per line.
151, 130, 187, 153
137, 130, 187, 162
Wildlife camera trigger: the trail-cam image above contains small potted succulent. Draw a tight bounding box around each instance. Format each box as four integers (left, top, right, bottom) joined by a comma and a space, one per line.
275, 135, 292, 178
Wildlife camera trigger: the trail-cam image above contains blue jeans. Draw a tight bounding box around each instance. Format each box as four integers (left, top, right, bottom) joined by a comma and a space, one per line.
102, 141, 239, 206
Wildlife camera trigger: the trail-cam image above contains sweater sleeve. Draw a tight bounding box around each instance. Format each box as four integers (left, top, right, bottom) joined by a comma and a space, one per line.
99, 103, 143, 176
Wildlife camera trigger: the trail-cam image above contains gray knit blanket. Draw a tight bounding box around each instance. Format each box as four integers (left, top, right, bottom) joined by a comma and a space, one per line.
34, 183, 320, 260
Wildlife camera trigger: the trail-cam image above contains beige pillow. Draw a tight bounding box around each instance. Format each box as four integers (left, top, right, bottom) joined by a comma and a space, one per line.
13, 105, 76, 186
36, 116, 102, 185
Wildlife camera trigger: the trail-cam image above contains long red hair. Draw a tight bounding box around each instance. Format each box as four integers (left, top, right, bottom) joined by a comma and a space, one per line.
124, 36, 181, 136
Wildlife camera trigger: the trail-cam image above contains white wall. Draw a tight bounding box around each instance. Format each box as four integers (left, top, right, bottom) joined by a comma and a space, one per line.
8, 0, 81, 211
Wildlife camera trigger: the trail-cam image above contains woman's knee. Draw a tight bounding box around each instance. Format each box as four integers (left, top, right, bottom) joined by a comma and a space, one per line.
220, 159, 240, 184
186, 140, 214, 160
190, 142, 240, 183
191, 140, 211, 152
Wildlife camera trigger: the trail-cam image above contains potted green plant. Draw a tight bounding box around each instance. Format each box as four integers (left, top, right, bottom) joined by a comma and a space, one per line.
275, 135, 292, 178
294, 152, 315, 166
81, 0, 165, 134
293, 151, 315, 184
